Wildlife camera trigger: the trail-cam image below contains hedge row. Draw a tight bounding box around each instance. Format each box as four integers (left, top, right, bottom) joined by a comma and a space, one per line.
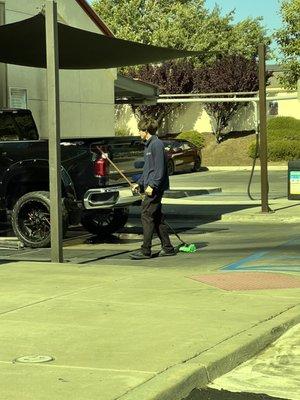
249, 140, 300, 161
248, 117, 300, 161
267, 116, 300, 131
177, 130, 205, 149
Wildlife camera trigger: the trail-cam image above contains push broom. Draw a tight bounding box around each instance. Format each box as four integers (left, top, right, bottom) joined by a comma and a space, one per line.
96, 146, 196, 253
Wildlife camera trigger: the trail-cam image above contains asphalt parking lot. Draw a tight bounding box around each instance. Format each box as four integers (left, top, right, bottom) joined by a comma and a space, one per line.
0, 168, 292, 265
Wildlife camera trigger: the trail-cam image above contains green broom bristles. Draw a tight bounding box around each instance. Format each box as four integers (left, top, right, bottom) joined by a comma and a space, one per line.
179, 243, 197, 253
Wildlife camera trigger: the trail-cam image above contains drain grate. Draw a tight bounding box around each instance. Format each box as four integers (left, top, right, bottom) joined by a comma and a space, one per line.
13, 355, 54, 364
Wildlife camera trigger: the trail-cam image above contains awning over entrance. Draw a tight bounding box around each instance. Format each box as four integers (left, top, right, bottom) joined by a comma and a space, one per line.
115, 75, 159, 104
0, 13, 200, 69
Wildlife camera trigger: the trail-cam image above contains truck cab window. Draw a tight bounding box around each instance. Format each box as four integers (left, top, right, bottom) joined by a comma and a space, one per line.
0, 112, 39, 141
0, 113, 19, 141
14, 113, 39, 140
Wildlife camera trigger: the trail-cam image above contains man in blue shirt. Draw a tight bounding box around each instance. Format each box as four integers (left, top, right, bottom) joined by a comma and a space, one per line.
131, 118, 176, 260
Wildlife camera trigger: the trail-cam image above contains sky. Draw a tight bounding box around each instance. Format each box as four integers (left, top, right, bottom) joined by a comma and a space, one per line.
205, 0, 282, 59
205, 0, 282, 34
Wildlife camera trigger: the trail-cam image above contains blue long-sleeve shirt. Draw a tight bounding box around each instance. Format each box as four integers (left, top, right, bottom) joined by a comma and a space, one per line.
138, 135, 169, 193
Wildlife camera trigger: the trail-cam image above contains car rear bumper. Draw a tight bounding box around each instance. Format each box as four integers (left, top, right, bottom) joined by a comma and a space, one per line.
83, 186, 141, 209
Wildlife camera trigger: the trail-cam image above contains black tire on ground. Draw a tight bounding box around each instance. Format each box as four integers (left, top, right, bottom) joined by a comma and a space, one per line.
81, 207, 129, 236
167, 159, 175, 176
11, 191, 68, 248
193, 157, 201, 172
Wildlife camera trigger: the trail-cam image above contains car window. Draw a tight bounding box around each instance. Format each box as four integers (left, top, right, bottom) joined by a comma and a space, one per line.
181, 142, 192, 150
172, 142, 183, 151
163, 141, 173, 151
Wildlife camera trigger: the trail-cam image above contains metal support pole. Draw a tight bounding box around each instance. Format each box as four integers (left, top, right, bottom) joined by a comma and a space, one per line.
46, 0, 63, 263
258, 43, 269, 213
0, 3, 7, 108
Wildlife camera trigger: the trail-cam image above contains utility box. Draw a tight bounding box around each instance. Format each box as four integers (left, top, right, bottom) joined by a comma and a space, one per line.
288, 161, 300, 199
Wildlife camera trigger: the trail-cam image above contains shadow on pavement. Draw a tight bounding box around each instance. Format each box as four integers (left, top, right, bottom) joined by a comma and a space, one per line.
274, 202, 300, 211
161, 203, 259, 218
185, 388, 286, 400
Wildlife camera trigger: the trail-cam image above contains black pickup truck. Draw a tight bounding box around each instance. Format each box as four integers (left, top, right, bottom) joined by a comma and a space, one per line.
0, 109, 143, 247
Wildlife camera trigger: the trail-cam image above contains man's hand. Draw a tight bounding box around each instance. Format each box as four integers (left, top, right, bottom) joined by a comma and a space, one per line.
131, 183, 140, 194
145, 185, 153, 196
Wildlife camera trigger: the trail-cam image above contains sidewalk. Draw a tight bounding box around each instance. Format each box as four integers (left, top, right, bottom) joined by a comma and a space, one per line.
0, 260, 299, 400
1, 172, 300, 399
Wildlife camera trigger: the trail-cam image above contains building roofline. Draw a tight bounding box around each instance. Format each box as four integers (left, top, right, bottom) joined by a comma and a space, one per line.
75, 0, 114, 37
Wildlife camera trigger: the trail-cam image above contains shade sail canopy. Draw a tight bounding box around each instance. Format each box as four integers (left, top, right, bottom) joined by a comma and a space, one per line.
0, 13, 202, 69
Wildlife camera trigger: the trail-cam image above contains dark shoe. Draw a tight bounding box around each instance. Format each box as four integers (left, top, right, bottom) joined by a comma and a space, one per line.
159, 248, 176, 257
130, 250, 151, 260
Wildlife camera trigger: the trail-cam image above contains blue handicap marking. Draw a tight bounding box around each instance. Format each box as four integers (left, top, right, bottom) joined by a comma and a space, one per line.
222, 237, 300, 273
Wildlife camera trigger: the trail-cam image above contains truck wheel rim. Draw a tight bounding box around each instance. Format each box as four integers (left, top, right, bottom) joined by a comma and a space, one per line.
17, 200, 50, 243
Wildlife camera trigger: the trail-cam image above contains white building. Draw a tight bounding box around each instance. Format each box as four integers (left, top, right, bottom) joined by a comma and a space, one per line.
0, 0, 116, 138
116, 65, 299, 136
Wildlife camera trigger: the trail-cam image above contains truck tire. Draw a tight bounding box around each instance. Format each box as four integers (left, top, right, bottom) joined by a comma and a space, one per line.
81, 207, 129, 236
11, 191, 68, 248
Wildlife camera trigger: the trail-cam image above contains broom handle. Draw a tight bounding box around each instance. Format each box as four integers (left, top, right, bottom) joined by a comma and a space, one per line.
97, 146, 136, 189
164, 220, 186, 245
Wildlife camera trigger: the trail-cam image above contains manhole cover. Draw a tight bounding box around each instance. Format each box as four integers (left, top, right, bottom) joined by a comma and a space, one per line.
13, 355, 54, 364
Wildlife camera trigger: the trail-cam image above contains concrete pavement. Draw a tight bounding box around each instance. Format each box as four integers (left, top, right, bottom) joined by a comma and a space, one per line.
0, 254, 300, 400
1, 169, 300, 399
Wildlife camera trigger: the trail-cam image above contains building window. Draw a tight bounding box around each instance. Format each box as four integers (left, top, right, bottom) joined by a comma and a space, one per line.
9, 88, 28, 109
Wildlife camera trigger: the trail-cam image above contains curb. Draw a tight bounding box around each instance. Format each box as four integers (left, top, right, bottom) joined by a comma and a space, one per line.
118, 305, 300, 400
206, 166, 287, 171
129, 210, 300, 223
222, 213, 300, 223
129, 203, 300, 223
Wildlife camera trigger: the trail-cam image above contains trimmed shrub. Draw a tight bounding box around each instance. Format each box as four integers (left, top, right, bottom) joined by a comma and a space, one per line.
248, 141, 259, 159
176, 130, 205, 149
249, 140, 300, 161
268, 129, 300, 141
268, 141, 300, 161
248, 116, 300, 161
267, 116, 300, 131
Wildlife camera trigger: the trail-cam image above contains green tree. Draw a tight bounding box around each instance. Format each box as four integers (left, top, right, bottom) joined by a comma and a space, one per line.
275, 0, 300, 89
193, 55, 272, 141
92, 0, 268, 61
230, 18, 270, 59
92, 0, 270, 132
92, 0, 224, 65
125, 60, 195, 129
